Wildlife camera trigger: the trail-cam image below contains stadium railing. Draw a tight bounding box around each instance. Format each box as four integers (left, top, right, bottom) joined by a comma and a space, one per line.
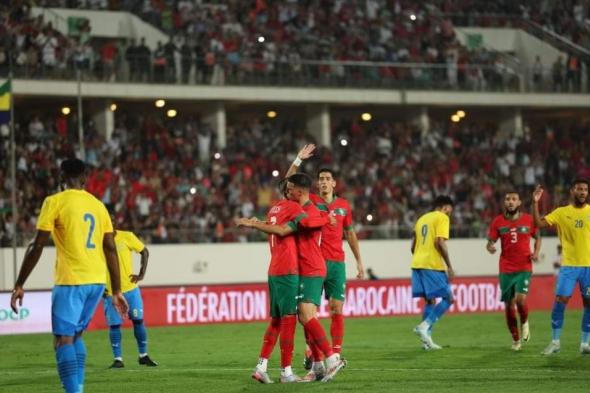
8, 57, 586, 93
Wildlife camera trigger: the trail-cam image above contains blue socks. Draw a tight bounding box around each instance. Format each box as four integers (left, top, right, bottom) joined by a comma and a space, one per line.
425, 298, 452, 327
109, 325, 122, 359
581, 307, 590, 344
56, 344, 78, 393
551, 301, 566, 341
133, 319, 148, 355
73, 338, 86, 392
423, 303, 435, 336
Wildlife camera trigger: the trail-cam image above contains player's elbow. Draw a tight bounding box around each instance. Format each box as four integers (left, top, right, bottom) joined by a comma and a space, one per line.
141, 247, 150, 258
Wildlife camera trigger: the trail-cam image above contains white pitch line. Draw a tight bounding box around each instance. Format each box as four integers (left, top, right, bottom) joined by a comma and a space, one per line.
2, 367, 587, 376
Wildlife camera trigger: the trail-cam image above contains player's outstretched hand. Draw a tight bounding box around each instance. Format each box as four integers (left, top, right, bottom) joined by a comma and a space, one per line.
486, 243, 496, 254
113, 292, 129, 316
532, 185, 544, 203
297, 144, 316, 160
10, 286, 24, 314
235, 217, 253, 227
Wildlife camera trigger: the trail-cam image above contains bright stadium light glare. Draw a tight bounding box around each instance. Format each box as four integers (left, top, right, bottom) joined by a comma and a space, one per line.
155, 99, 166, 108
267, 110, 277, 118
110, 103, 117, 111
258, 36, 265, 43
167, 109, 177, 118
361, 112, 372, 121
451, 114, 461, 122
214, 152, 221, 160
367, 214, 374, 222
272, 170, 279, 177
410, 14, 417, 21
340, 139, 349, 146
61, 106, 71, 115
457, 110, 466, 118
189, 187, 197, 195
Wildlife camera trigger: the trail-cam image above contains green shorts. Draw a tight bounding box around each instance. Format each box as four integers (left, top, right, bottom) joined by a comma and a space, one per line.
499, 271, 532, 302
324, 260, 346, 302
268, 275, 299, 317
298, 276, 325, 306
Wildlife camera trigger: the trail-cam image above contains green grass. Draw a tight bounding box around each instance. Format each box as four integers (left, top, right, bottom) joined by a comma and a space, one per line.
1, 311, 589, 392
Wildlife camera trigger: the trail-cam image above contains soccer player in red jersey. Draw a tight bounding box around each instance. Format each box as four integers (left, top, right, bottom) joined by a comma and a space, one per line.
287, 144, 364, 369
486, 191, 541, 351
241, 174, 346, 382
236, 179, 334, 383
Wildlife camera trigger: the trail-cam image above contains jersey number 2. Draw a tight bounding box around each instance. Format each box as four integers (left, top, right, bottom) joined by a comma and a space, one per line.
84, 213, 96, 249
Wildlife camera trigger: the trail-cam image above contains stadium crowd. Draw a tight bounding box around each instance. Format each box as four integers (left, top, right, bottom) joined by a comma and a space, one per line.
3, 1, 588, 91
1, 109, 588, 246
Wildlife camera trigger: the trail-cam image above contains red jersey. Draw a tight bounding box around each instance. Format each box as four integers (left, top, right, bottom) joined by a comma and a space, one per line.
297, 200, 328, 277
487, 213, 537, 273
266, 200, 306, 276
310, 194, 353, 262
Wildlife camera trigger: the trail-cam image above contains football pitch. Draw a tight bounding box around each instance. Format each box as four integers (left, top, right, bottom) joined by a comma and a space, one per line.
1, 311, 588, 392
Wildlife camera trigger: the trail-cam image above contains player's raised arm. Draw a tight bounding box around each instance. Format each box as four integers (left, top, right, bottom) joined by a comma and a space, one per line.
285, 143, 316, 178
410, 233, 416, 254
103, 232, 129, 315
435, 237, 454, 280
10, 230, 50, 313
532, 185, 551, 229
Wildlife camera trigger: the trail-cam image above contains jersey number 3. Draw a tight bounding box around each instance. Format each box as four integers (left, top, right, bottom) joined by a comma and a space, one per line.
84, 213, 97, 249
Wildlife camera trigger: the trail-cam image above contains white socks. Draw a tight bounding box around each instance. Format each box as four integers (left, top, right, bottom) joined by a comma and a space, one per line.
257, 358, 268, 372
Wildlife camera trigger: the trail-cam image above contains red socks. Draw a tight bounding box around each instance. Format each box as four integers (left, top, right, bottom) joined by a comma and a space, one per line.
259, 317, 281, 359
505, 304, 519, 341
304, 318, 334, 358
279, 315, 297, 368
330, 314, 344, 354
516, 302, 529, 324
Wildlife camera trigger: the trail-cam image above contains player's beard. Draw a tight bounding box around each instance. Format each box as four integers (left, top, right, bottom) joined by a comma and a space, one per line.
505, 207, 519, 217
573, 196, 587, 207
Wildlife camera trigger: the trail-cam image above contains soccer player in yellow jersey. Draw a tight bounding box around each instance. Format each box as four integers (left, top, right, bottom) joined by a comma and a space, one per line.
104, 216, 157, 368
10, 159, 128, 393
532, 180, 590, 355
411, 196, 455, 350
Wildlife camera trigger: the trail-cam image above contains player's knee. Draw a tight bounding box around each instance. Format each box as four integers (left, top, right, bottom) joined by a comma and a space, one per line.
329, 299, 343, 314
583, 298, 590, 308
110, 324, 121, 330
443, 296, 454, 305
54, 335, 74, 348
132, 319, 144, 326
556, 295, 570, 304
425, 298, 436, 306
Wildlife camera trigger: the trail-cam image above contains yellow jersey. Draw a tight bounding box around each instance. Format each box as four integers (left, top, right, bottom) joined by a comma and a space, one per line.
106, 230, 145, 295
36, 189, 113, 285
411, 211, 450, 271
545, 204, 590, 267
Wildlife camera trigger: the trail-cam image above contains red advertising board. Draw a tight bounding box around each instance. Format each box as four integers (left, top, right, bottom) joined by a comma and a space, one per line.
87, 274, 581, 330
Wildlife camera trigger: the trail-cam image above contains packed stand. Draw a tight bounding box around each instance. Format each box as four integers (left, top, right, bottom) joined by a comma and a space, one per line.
1, 1, 532, 91
1, 108, 589, 246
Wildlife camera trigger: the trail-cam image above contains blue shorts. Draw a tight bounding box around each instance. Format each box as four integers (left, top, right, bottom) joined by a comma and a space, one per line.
104, 287, 144, 326
412, 269, 452, 300
52, 284, 105, 336
555, 266, 590, 298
